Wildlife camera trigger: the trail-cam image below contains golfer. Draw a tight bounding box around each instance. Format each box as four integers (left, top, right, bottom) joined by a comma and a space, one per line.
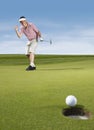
15, 16, 43, 71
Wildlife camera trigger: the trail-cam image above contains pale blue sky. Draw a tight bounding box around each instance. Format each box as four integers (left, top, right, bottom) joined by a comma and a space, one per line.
0, 0, 94, 54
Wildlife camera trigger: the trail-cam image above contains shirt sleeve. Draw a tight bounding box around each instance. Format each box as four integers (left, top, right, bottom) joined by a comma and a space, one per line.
30, 23, 39, 33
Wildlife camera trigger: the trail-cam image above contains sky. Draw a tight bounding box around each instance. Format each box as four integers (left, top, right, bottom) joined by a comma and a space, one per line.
0, 0, 94, 54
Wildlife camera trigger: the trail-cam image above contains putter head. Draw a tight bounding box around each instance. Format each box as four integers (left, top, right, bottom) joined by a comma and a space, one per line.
50, 40, 52, 44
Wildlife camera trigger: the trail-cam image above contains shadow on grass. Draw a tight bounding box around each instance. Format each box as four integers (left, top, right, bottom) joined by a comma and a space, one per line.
62, 105, 91, 120
38, 67, 84, 71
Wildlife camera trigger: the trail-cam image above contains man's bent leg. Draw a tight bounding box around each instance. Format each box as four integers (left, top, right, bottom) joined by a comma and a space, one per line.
29, 52, 35, 67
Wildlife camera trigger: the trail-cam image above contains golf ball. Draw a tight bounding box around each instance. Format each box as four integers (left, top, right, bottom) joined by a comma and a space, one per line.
65, 95, 77, 106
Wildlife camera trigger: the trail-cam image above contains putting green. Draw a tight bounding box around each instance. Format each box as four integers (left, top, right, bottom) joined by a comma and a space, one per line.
0, 54, 94, 130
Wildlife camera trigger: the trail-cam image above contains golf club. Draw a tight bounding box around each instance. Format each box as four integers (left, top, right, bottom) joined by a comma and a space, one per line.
40, 39, 52, 45
44, 39, 52, 45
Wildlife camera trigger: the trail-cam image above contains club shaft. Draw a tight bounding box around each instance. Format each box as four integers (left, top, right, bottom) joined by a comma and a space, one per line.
43, 40, 49, 43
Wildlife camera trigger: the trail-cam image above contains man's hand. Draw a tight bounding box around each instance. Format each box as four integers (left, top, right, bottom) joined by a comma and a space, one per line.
40, 37, 44, 42
15, 26, 22, 38
15, 26, 18, 31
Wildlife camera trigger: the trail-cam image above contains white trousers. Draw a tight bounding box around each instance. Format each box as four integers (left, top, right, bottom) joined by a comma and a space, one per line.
25, 39, 38, 55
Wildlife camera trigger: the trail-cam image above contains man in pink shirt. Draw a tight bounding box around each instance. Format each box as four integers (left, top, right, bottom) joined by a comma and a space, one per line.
15, 16, 43, 71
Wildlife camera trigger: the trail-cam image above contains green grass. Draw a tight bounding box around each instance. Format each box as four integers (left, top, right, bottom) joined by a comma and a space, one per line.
0, 54, 94, 130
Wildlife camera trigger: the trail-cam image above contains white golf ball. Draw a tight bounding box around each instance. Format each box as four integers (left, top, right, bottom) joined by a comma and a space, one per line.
65, 95, 77, 106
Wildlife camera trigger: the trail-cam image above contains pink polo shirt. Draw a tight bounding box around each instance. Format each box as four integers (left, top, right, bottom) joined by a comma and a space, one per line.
20, 22, 39, 41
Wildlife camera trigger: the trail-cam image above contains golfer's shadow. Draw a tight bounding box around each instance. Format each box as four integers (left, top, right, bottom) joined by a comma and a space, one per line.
38, 67, 84, 71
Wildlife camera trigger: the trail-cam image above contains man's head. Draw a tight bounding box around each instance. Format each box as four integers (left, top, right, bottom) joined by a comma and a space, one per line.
19, 16, 28, 28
